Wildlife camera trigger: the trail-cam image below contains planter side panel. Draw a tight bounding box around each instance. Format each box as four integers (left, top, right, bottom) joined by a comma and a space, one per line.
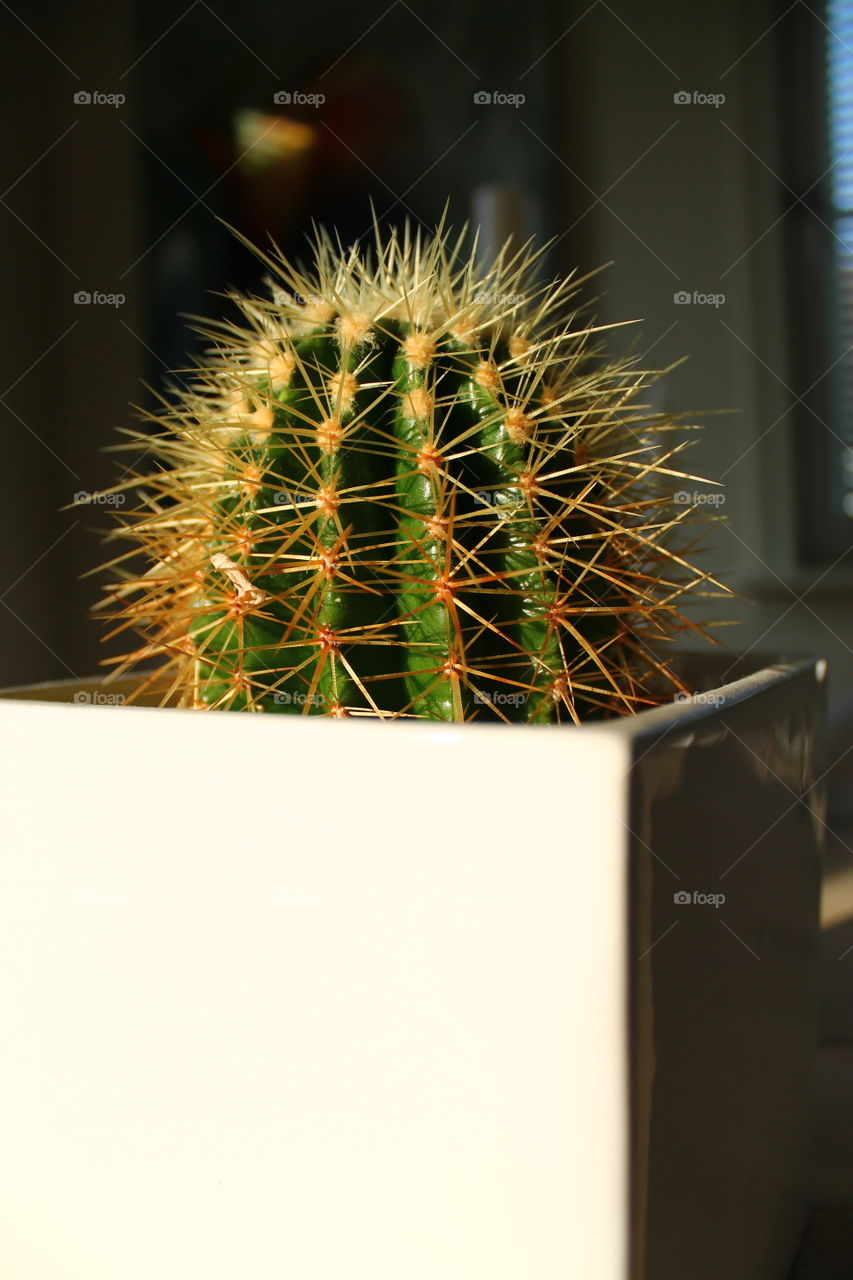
630, 663, 824, 1280
0, 703, 631, 1280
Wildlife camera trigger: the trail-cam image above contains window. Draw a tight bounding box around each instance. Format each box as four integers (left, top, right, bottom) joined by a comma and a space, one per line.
781, 0, 853, 566
827, 0, 853, 528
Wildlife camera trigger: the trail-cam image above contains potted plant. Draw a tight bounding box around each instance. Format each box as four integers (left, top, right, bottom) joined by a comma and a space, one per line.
0, 219, 825, 1280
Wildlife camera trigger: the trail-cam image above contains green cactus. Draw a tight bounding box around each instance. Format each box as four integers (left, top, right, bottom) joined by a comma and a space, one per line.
99, 218, 720, 722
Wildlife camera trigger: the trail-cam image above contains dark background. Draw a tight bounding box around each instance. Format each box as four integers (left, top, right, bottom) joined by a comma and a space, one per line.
0, 0, 851, 803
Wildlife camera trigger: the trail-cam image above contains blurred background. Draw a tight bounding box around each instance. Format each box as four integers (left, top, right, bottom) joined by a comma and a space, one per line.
3, 1, 850, 796
3, 0, 845, 793
0, 0, 850, 700
1, 0, 853, 1260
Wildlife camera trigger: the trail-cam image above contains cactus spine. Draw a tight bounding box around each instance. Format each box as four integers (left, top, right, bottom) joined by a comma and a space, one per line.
100, 219, 718, 723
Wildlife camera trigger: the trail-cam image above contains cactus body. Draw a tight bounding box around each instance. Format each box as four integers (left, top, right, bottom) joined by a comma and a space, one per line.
101, 221, 718, 722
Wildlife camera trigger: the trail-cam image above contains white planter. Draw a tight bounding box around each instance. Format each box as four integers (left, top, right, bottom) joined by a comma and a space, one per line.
0, 655, 825, 1280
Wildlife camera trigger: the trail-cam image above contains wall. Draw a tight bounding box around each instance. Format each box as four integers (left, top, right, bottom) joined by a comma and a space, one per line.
549, 0, 853, 721
0, 1, 142, 687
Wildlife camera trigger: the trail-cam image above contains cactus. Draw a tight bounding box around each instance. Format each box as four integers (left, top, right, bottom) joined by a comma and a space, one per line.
99, 218, 720, 723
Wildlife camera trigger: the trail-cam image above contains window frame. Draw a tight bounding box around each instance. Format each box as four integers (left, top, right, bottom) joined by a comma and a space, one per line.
777, 0, 853, 567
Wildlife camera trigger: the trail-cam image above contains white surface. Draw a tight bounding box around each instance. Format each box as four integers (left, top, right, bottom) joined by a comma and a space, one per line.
0, 701, 630, 1280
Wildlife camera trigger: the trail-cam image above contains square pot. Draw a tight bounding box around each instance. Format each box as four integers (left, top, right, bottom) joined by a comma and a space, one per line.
0, 653, 825, 1279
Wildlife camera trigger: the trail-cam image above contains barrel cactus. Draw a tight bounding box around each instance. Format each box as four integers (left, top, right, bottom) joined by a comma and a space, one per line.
99, 218, 719, 722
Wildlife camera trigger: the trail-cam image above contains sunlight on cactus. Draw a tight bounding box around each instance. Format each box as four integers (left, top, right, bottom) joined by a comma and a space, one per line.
97, 215, 724, 723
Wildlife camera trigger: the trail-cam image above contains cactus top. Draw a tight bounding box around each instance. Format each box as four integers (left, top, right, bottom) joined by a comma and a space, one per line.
99, 218, 720, 722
